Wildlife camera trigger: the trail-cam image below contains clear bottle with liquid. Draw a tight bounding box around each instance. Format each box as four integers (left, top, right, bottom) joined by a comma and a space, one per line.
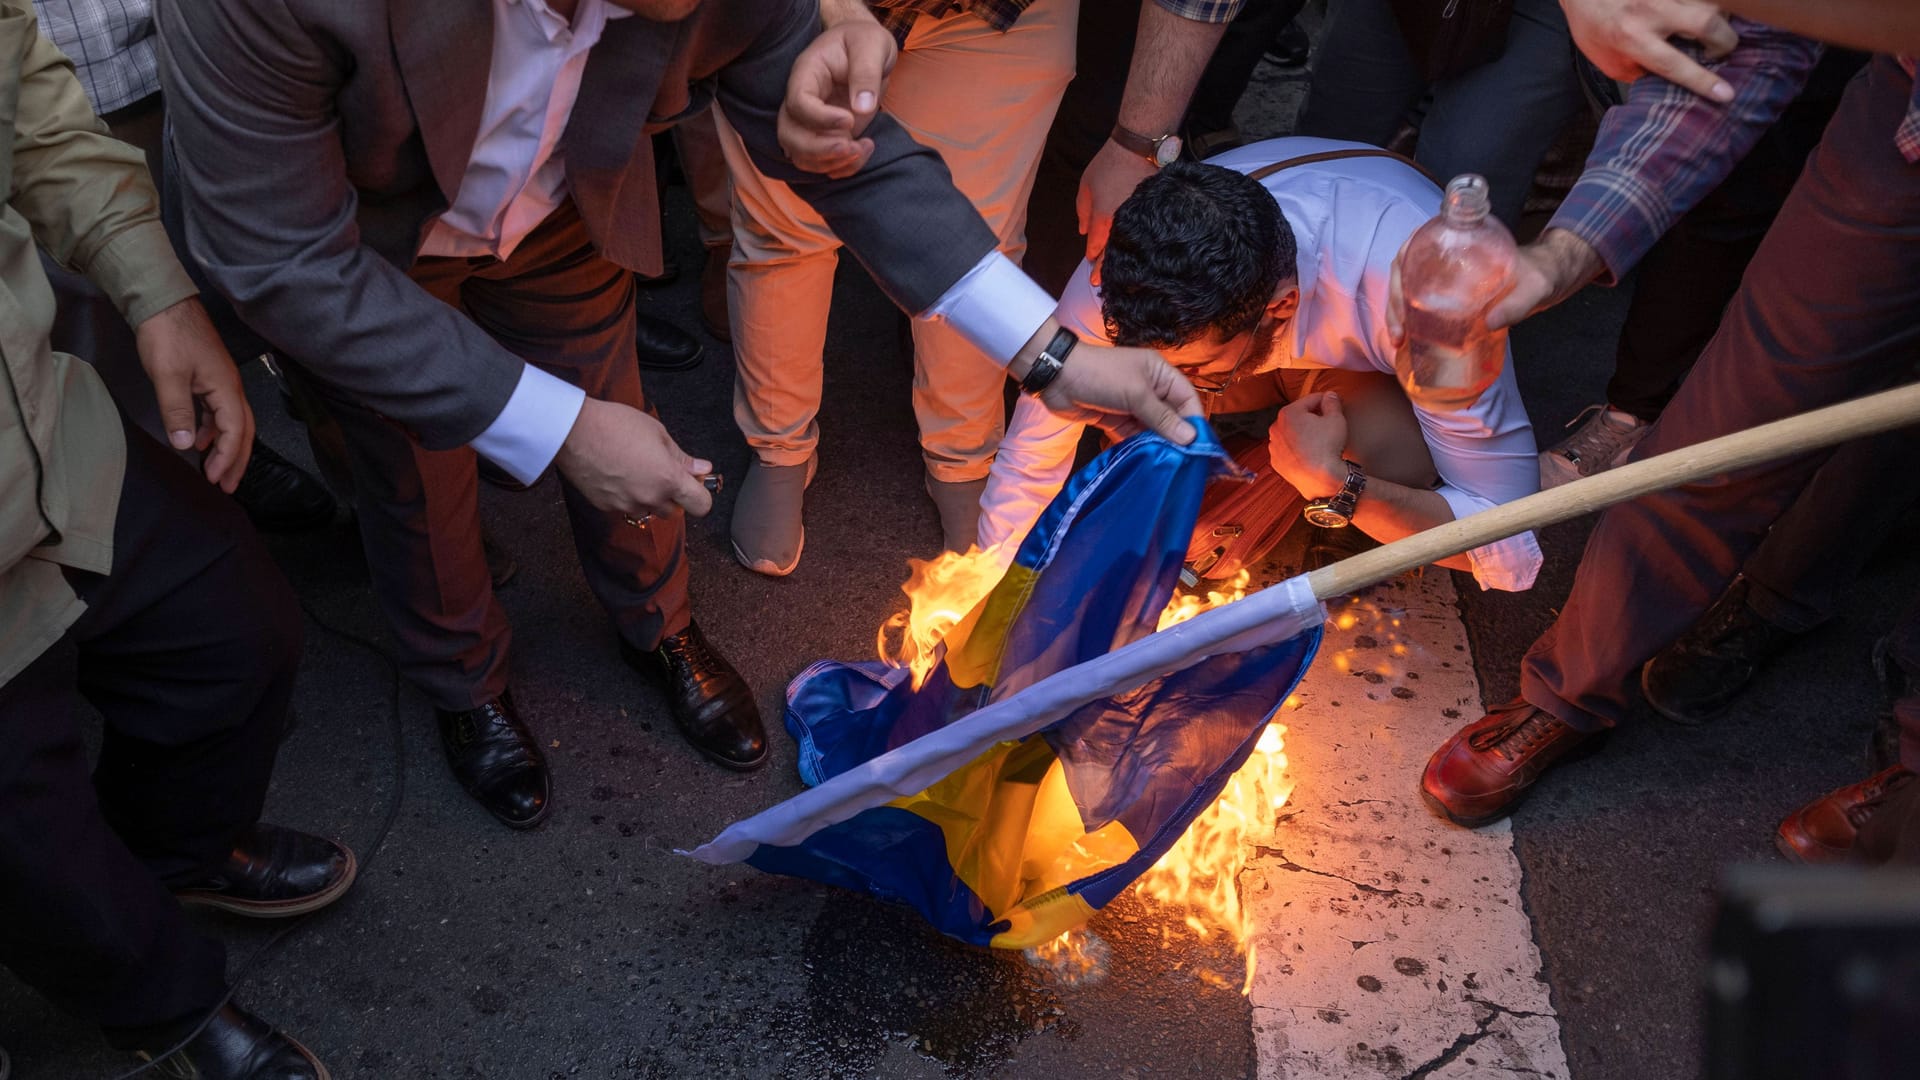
1394, 174, 1517, 412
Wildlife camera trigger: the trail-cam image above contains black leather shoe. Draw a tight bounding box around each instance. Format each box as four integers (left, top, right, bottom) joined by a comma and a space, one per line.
436, 691, 551, 828
233, 439, 336, 533
136, 1002, 328, 1080
1265, 20, 1311, 67
1641, 576, 1799, 725
637, 311, 703, 372
172, 824, 357, 919
623, 623, 767, 770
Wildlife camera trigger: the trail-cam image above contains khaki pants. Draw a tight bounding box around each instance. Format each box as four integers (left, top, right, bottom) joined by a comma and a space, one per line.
715, 0, 1078, 482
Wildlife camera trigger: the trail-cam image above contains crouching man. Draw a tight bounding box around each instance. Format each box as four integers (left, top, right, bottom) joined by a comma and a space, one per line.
978, 137, 1543, 591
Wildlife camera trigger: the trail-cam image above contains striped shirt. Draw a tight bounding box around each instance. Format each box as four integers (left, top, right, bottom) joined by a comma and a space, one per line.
1899, 56, 1919, 163
871, 0, 1242, 45
30, 0, 156, 114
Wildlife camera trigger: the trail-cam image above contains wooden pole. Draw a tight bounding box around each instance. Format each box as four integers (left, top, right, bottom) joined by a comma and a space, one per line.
1305, 381, 1920, 603
689, 383, 1920, 863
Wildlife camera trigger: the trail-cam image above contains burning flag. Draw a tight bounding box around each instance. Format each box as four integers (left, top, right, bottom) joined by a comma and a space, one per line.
689, 425, 1324, 949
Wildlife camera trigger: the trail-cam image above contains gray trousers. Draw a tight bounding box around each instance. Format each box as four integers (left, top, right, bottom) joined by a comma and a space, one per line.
1297, 0, 1586, 228
1521, 56, 1920, 734
306, 201, 691, 711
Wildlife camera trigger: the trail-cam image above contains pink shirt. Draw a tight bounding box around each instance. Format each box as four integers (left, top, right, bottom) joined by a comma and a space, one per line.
422, 0, 626, 260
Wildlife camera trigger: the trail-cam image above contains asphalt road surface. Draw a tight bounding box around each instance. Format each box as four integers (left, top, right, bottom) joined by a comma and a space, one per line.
6, 34, 1918, 1080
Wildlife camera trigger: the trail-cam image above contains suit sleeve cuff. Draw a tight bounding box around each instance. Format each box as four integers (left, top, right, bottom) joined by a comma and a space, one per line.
920, 250, 1056, 366
470, 364, 587, 485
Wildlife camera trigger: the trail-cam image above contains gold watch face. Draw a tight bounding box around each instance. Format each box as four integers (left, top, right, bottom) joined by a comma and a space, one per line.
1303, 502, 1350, 529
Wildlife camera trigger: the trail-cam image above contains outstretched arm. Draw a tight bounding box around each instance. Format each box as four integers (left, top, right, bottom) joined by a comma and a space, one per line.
1078, 0, 1239, 261
1486, 17, 1820, 329
723, 0, 1202, 445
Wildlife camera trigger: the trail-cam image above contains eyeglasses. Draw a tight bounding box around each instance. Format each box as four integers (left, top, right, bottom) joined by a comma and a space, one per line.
1179, 311, 1275, 397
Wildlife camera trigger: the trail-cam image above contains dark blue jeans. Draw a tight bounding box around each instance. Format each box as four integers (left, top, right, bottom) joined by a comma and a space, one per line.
1521, 55, 1920, 734
1297, 0, 1585, 227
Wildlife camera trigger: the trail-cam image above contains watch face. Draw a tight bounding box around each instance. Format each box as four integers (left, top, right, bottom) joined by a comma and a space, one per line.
1154, 135, 1183, 167
1302, 503, 1350, 529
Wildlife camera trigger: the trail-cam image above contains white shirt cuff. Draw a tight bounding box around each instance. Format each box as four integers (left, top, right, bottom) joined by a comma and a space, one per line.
1435, 485, 1543, 593
921, 250, 1056, 365
470, 364, 587, 486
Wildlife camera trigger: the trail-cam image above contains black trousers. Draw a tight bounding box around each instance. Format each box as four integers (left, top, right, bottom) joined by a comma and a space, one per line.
0, 417, 301, 1033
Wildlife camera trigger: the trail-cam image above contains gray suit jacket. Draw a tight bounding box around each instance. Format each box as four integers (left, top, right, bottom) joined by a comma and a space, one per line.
153, 0, 996, 449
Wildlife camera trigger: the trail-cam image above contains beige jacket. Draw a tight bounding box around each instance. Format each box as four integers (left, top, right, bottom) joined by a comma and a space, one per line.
0, 0, 195, 685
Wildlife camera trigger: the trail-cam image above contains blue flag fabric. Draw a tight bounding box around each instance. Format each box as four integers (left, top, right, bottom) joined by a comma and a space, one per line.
745, 425, 1322, 948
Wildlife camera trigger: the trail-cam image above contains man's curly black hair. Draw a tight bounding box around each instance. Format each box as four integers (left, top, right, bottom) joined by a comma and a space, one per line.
1099, 161, 1297, 350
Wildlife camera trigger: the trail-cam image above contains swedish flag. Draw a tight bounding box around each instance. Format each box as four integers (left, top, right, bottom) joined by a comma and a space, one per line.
698, 425, 1322, 948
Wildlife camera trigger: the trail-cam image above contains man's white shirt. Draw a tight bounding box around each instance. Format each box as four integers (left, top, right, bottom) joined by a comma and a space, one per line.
444, 0, 1053, 484
977, 136, 1545, 592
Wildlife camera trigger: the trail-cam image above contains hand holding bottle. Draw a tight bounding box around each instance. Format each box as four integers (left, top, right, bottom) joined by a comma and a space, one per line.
1386, 175, 1517, 412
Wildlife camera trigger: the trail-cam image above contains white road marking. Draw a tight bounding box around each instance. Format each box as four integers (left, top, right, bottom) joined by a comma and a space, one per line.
1245, 571, 1569, 1079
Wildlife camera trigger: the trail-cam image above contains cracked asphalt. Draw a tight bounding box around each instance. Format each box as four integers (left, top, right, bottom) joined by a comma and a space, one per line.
5, 23, 1918, 1080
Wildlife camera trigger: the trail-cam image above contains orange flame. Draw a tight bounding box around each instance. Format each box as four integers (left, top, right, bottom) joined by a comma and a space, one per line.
1023, 926, 1112, 987
884, 560, 1292, 993
875, 546, 1006, 690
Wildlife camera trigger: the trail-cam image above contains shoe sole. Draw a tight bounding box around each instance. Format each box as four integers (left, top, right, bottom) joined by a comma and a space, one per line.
286, 1032, 332, 1080
1419, 784, 1522, 830
1638, 662, 1730, 727
637, 344, 705, 373
175, 845, 360, 919
733, 532, 804, 577
697, 741, 770, 772
495, 795, 553, 831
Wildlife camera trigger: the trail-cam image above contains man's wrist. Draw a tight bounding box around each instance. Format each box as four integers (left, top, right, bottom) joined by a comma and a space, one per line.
1537, 228, 1603, 289
1008, 317, 1066, 384
818, 0, 874, 28
1292, 458, 1347, 498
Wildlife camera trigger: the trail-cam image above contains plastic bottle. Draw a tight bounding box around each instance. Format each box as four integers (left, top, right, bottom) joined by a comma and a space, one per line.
1394, 174, 1517, 412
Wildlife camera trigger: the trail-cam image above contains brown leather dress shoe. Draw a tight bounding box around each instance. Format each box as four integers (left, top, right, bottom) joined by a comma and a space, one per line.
135, 1002, 328, 1079
1775, 764, 1916, 863
1421, 701, 1600, 827
172, 823, 357, 919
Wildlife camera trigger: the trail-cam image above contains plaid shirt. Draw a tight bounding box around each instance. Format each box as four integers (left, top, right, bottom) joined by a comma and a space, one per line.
871, 0, 1241, 46
30, 0, 156, 114
1548, 17, 1822, 284
1900, 56, 1920, 163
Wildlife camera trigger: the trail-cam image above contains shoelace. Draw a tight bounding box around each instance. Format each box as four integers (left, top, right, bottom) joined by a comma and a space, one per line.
1845, 768, 1917, 829
1467, 707, 1561, 761
452, 701, 540, 769
1678, 577, 1788, 659
1553, 404, 1643, 471
661, 629, 721, 674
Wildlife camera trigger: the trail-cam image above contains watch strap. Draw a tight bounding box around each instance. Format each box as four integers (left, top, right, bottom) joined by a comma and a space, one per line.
1020, 328, 1077, 396
1110, 124, 1167, 164
1327, 459, 1367, 517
